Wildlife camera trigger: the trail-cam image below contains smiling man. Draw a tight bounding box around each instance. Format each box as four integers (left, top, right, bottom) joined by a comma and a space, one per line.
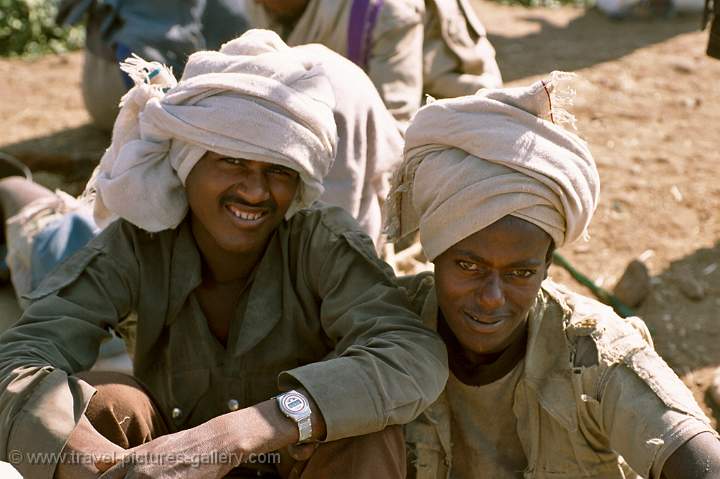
0, 30, 447, 479
387, 74, 720, 478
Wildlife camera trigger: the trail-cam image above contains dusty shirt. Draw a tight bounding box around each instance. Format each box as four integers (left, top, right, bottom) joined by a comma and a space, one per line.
246, 0, 425, 130
447, 363, 527, 478
0, 205, 448, 479
422, 0, 502, 98
401, 274, 717, 479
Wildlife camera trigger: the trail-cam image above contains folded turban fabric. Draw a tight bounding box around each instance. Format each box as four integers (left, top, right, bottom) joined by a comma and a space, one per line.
88, 29, 338, 232
385, 72, 600, 261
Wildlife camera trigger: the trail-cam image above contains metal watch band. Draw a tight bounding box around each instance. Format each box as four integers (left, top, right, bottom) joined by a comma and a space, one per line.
297, 416, 312, 443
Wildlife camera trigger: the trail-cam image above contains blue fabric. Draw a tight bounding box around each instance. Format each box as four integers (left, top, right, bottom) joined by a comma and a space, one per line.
30, 212, 99, 290
115, 43, 134, 89
58, 0, 249, 75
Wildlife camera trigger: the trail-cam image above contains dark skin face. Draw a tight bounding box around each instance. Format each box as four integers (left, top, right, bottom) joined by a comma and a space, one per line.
185, 151, 300, 282
254, 0, 310, 22
433, 215, 553, 364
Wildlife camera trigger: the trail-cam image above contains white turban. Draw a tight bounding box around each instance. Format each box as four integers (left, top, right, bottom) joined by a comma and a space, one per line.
88, 29, 338, 232
385, 72, 600, 261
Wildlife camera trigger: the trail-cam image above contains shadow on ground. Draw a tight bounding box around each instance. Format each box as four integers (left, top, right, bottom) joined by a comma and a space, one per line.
0, 124, 108, 183
637, 241, 720, 373
488, 8, 702, 81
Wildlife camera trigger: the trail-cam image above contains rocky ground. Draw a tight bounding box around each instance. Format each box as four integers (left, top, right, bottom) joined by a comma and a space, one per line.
0, 0, 718, 426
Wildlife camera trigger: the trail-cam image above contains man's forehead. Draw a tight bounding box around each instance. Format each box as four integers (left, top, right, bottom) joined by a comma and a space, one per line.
447, 216, 552, 263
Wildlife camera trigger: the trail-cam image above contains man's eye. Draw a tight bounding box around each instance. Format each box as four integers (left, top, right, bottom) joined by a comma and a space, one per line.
508, 269, 535, 279
222, 158, 243, 166
457, 261, 478, 272
269, 166, 297, 177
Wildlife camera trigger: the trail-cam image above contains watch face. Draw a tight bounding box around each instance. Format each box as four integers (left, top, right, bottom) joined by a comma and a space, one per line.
281, 393, 308, 413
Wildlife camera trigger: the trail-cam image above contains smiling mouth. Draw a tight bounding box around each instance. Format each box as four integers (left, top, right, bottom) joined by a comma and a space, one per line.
465, 311, 507, 326
225, 204, 269, 224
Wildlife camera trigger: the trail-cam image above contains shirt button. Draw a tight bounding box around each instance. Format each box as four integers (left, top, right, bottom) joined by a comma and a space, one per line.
171, 407, 182, 419
227, 399, 240, 411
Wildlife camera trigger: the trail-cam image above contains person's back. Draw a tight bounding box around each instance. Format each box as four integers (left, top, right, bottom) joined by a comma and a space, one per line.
296, 44, 403, 245
247, 0, 502, 130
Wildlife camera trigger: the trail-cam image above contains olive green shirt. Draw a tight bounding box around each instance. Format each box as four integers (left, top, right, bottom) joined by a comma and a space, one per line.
0, 205, 448, 478
402, 273, 717, 479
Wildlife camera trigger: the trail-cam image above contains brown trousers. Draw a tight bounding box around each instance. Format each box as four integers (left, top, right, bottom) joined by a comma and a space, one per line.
80, 372, 406, 478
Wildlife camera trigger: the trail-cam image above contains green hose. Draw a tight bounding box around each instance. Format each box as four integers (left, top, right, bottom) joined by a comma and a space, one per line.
552, 252, 635, 318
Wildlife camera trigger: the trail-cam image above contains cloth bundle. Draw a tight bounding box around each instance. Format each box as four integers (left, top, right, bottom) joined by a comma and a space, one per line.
386, 72, 600, 261
88, 29, 338, 232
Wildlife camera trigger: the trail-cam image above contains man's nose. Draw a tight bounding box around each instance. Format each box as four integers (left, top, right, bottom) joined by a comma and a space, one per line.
235, 169, 271, 204
476, 272, 506, 310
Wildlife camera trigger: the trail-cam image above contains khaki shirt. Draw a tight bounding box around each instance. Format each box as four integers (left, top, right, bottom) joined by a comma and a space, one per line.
423, 0, 503, 99
0, 205, 448, 478
401, 274, 717, 479
246, 0, 502, 130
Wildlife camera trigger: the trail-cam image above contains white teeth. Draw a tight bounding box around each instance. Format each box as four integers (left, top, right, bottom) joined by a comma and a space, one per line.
228, 206, 263, 221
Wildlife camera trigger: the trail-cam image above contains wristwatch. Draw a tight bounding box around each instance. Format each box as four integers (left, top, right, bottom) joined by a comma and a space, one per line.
275, 390, 313, 443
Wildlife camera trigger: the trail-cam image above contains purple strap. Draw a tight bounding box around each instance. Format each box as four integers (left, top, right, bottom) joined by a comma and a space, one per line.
347, 0, 384, 70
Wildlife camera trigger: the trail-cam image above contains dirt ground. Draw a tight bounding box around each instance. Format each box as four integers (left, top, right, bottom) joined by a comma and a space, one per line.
0, 0, 719, 426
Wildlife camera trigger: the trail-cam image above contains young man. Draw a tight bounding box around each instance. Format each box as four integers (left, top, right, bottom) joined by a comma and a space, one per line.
247, 0, 502, 130
386, 75, 720, 478
0, 42, 400, 312
0, 30, 447, 478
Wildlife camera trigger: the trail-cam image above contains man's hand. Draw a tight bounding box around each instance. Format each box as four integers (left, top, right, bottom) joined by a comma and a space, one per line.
96, 428, 241, 479
96, 388, 327, 478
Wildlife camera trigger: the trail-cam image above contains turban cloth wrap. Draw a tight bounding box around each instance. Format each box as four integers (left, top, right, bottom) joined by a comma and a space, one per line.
385, 72, 600, 261
87, 29, 338, 232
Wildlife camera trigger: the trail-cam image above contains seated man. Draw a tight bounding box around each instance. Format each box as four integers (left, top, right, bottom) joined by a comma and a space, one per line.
385, 74, 720, 478
0, 30, 447, 479
0, 42, 400, 309
247, 0, 502, 130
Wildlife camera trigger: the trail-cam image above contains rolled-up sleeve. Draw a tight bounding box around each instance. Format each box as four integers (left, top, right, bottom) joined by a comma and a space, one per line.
279, 213, 448, 441
0, 221, 138, 478
600, 359, 718, 479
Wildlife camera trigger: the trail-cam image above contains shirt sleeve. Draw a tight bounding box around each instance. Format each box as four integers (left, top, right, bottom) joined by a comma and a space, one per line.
278, 209, 448, 441
0, 220, 138, 478
600, 362, 717, 479
366, 0, 425, 131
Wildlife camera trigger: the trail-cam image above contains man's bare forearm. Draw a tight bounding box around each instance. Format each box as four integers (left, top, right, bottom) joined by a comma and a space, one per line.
661, 432, 720, 479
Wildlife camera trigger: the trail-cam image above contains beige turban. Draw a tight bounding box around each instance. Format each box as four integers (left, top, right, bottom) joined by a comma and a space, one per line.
88, 29, 337, 232
385, 72, 600, 261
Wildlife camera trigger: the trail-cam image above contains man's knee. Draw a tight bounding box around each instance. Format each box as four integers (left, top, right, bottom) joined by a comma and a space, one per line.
290, 425, 406, 478
76, 371, 168, 448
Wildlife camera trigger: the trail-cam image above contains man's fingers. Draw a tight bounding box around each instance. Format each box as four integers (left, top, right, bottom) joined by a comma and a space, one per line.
287, 442, 318, 461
